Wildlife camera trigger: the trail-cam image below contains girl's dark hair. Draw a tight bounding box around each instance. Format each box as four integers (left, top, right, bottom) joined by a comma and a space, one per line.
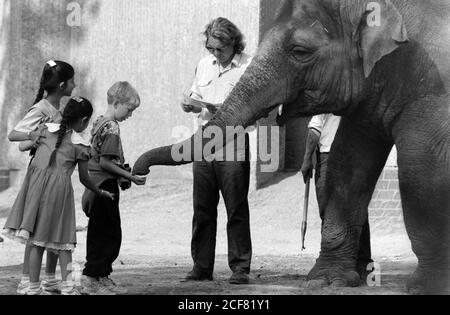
48, 97, 93, 167
204, 17, 246, 54
34, 60, 75, 105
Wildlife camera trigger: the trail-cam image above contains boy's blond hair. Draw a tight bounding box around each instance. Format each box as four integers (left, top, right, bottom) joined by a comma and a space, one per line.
107, 81, 140, 109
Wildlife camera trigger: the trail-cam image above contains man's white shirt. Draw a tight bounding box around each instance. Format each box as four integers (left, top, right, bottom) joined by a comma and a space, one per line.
308, 114, 341, 153
189, 53, 252, 161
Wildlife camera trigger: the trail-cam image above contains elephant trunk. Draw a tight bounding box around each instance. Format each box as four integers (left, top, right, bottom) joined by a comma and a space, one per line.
133, 42, 288, 175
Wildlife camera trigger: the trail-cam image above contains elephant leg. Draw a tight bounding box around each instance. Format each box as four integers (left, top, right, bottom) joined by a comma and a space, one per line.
315, 151, 373, 279
307, 118, 392, 288
396, 132, 450, 295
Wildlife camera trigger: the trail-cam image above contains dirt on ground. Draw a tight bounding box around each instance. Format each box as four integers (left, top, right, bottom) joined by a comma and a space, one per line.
0, 170, 416, 295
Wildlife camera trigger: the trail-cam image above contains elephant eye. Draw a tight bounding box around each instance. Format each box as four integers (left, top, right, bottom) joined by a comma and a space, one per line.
291, 46, 315, 62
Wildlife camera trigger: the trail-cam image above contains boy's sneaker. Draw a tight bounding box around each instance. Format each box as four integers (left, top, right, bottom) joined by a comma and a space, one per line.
42, 279, 61, 294
80, 276, 100, 295
99, 277, 127, 295
16, 281, 30, 295
81, 276, 115, 295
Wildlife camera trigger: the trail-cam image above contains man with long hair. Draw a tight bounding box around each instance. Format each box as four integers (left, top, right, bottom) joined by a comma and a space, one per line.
181, 18, 253, 285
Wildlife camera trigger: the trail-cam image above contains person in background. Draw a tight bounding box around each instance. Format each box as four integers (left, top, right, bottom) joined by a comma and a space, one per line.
301, 114, 373, 277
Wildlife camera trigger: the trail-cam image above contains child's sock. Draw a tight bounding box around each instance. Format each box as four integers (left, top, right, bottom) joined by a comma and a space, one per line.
43, 273, 56, 280
29, 282, 40, 289
61, 281, 79, 295
17, 275, 30, 295
61, 281, 71, 291
20, 275, 30, 284
43, 273, 57, 283
27, 282, 41, 295
42, 273, 60, 292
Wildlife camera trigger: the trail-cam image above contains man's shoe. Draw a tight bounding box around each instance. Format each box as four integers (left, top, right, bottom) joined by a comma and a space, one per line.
182, 270, 213, 282
229, 272, 249, 285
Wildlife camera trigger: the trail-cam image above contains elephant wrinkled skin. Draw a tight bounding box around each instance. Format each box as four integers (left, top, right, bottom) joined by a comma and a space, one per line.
134, 0, 450, 294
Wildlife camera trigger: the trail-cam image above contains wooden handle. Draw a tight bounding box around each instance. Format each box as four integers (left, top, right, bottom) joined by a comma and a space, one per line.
303, 178, 310, 222
301, 178, 311, 251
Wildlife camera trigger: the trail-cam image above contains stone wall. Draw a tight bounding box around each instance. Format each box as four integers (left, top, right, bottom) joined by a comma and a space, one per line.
0, 0, 73, 169
0, 0, 262, 183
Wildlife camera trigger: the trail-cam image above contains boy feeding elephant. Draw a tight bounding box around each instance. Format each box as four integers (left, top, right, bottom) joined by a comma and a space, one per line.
81, 82, 147, 295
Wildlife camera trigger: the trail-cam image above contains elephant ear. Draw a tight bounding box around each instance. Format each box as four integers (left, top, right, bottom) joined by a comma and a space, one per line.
357, 0, 409, 78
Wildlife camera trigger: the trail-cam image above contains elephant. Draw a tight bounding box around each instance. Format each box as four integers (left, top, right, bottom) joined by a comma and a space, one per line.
134, 0, 450, 294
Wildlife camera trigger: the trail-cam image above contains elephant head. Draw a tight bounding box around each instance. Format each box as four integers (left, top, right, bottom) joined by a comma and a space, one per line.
134, 0, 411, 173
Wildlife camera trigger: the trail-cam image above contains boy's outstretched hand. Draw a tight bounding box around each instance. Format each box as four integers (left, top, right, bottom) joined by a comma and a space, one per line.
131, 175, 147, 186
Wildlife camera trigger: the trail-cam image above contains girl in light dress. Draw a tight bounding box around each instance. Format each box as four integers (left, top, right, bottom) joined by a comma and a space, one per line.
4, 97, 114, 295
7, 60, 76, 295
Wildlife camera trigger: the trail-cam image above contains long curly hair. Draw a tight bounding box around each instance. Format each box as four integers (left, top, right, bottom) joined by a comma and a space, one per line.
48, 97, 93, 167
203, 17, 246, 54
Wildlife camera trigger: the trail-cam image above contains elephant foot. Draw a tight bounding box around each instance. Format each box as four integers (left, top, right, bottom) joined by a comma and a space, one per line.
305, 278, 328, 289
406, 267, 450, 295
306, 259, 361, 288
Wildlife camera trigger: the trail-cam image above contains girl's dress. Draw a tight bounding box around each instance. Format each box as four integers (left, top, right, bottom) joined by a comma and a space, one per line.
13, 99, 62, 133
3, 123, 90, 252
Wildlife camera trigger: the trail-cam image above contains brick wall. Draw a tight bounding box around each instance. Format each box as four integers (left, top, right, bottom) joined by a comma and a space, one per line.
369, 149, 406, 233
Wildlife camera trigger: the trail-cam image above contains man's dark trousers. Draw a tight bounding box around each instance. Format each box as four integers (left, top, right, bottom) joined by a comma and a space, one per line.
192, 158, 252, 276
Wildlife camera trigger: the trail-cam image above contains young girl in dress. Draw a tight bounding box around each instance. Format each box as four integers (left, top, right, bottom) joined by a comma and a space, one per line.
4, 97, 114, 295
7, 60, 76, 295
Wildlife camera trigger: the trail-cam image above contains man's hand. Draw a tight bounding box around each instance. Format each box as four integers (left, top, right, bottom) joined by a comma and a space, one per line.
301, 159, 314, 184
181, 95, 209, 114
206, 104, 219, 115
